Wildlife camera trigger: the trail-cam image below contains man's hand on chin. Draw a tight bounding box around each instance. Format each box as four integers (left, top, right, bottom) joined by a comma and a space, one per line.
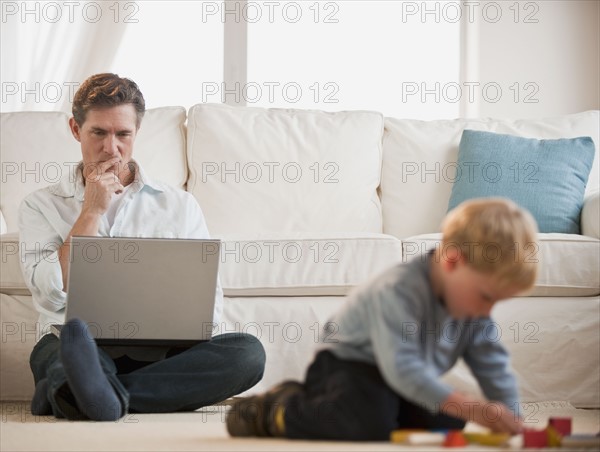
112, 160, 135, 189
82, 157, 125, 216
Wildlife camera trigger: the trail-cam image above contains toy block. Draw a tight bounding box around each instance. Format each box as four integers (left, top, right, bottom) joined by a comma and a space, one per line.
389, 430, 445, 445
463, 432, 510, 446
390, 429, 425, 443
546, 425, 562, 448
405, 432, 446, 445
443, 430, 468, 447
523, 428, 547, 448
548, 417, 572, 436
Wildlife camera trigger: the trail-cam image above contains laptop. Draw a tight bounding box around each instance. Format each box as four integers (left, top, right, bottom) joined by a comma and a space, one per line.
52, 236, 221, 346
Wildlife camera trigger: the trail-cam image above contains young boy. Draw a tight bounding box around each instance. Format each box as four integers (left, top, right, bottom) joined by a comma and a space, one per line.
226, 198, 539, 440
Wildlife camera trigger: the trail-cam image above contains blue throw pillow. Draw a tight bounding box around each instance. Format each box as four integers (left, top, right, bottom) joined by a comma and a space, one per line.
447, 130, 595, 234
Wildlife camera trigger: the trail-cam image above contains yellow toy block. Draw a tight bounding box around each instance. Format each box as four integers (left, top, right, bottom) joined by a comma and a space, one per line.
463, 432, 510, 446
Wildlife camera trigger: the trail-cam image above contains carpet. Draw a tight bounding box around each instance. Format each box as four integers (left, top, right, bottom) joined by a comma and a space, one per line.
1, 400, 598, 451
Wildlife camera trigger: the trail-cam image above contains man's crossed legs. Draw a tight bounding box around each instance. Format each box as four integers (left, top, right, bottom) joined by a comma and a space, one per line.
30, 319, 266, 420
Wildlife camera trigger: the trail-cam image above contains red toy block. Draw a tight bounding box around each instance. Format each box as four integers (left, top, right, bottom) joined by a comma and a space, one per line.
548, 417, 572, 436
443, 430, 468, 447
523, 428, 547, 448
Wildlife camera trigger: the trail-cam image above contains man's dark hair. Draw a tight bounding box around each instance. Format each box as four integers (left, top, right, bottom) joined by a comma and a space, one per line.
72, 73, 145, 127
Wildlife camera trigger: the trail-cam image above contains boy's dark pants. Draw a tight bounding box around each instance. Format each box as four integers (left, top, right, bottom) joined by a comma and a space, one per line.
284, 350, 464, 441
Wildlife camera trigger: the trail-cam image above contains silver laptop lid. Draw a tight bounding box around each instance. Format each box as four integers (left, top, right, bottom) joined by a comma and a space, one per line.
66, 236, 220, 344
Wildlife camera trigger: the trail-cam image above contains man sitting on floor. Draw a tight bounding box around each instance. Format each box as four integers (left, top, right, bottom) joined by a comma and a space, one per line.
20, 73, 265, 421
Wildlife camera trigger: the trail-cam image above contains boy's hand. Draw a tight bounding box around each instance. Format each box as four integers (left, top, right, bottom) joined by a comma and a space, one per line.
441, 392, 523, 435
471, 401, 523, 434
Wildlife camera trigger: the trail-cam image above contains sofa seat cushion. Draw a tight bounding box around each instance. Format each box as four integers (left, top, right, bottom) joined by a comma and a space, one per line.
402, 233, 600, 297
217, 233, 403, 296
1, 232, 404, 298
186, 104, 384, 235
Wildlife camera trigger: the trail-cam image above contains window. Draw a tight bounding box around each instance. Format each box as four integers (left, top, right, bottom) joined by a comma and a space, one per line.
247, 1, 461, 118
111, 1, 223, 110
2, 0, 460, 118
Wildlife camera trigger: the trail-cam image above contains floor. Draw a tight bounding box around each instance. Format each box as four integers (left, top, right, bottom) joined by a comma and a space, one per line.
1, 401, 598, 451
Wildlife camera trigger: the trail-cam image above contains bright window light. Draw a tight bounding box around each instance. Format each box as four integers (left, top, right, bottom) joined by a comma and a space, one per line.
247, 1, 461, 119
111, 1, 223, 110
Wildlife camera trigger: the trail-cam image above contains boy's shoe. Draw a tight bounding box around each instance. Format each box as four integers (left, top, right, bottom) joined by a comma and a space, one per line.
226, 380, 303, 437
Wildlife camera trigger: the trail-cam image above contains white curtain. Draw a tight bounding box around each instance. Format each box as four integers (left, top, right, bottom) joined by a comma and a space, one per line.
1, 3, 128, 112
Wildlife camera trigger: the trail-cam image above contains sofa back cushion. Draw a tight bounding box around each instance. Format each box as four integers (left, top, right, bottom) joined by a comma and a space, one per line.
0, 107, 188, 233
381, 110, 600, 239
1, 111, 80, 233
133, 107, 188, 190
186, 104, 384, 235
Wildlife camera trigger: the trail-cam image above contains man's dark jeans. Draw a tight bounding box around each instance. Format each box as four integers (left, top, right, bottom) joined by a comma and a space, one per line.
30, 332, 266, 419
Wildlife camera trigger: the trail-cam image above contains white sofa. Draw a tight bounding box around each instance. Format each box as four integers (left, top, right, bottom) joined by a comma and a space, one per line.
1, 105, 599, 409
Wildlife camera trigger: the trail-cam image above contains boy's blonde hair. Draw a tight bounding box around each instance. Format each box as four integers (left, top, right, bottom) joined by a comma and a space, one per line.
441, 197, 539, 291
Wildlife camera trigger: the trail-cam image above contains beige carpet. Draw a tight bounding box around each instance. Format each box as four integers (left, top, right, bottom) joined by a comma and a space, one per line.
1, 401, 598, 451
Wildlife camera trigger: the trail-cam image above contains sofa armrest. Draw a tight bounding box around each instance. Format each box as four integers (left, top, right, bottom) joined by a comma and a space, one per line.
0, 233, 31, 295
582, 191, 600, 239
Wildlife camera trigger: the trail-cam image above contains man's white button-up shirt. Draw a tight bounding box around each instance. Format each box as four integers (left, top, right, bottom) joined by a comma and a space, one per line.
18, 160, 223, 334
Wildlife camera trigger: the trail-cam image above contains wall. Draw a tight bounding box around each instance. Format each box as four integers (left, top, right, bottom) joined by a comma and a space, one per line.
473, 0, 599, 119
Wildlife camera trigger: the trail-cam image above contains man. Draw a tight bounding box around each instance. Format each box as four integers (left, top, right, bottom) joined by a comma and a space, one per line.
19, 73, 265, 421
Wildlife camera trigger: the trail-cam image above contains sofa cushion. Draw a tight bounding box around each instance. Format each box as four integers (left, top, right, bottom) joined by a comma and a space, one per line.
447, 130, 595, 234
382, 111, 600, 239
1, 232, 404, 297
186, 104, 384, 235
0, 107, 187, 233
0, 112, 80, 234
133, 106, 188, 190
402, 233, 600, 297
0, 233, 28, 295
217, 233, 403, 296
